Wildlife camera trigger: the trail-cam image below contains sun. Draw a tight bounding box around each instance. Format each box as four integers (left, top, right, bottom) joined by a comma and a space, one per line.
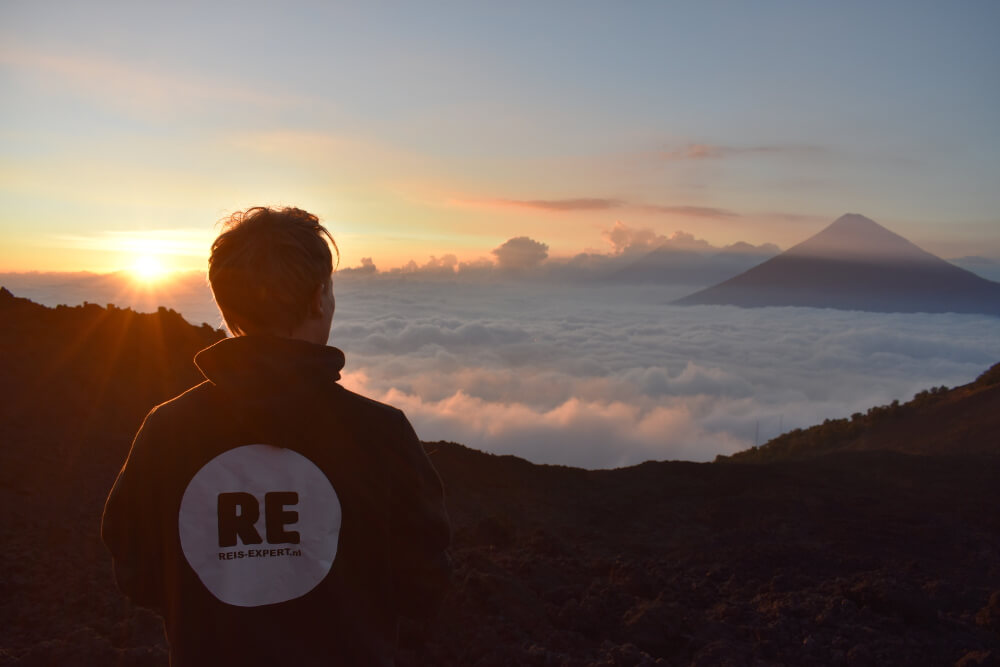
129, 254, 170, 283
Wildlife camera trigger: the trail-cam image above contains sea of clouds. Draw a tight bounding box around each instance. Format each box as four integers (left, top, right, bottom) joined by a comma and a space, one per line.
4, 270, 999, 468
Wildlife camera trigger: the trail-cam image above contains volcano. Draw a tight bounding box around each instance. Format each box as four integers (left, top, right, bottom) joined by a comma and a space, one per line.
674, 214, 1000, 315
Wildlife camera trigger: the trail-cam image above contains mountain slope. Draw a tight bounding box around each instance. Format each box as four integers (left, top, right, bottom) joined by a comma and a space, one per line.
1, 292, 998, 666
674, 214, 1000, 315
719, 361, 1000, 463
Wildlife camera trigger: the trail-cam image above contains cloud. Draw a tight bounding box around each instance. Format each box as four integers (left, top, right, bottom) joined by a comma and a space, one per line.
325, 282, 1000, 467
600, 221, 773, 257
491, 237, 549, 270
455, 197, 625, 211
722, 241, 782, 255
601, 223, 707, 255
0, 43, 301, 115
392, 254, 460, 276
502, 198, 625, 211
331, 221, 778, 286
603, 221, 664, 255
660, 143, 829, 161
339, 257, 377, 276
349, 382, 734, 467
639, 204, 739, 219
339, 253, 499, 282
451, 196, 737, 218
6, 274, 1000, 468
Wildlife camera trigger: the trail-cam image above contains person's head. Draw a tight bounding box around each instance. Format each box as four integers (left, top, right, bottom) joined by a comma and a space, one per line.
208, 206, 338, 344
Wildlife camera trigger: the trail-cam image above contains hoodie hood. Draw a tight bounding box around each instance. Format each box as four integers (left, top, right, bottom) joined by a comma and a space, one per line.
194, 335, 346, 391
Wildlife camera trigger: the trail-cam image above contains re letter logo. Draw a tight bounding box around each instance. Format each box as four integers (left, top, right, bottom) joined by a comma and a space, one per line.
217, 491, 301, 547
179, 445, 341, 607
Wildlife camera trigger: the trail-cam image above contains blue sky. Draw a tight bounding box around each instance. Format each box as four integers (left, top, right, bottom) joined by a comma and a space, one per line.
1, 1, 998, 271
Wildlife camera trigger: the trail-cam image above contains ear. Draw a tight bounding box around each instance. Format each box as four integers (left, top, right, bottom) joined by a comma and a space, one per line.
308, 282, 326, 318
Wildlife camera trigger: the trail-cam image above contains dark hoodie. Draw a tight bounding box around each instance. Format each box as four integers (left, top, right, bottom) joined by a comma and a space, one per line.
102, 335, 451, 666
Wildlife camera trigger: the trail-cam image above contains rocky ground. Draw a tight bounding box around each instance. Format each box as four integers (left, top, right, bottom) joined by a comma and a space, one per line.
1, 290, 998, 666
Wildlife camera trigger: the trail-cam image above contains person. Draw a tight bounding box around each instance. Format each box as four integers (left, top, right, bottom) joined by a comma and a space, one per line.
102, 206, 451, 666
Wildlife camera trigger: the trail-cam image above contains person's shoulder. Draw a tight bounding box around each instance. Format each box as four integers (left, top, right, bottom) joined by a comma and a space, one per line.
329, 384, 406, 423
140, 381, 216, 427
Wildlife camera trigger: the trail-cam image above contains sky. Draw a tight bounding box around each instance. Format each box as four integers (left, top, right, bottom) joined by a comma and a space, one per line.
2, 1, 999, 273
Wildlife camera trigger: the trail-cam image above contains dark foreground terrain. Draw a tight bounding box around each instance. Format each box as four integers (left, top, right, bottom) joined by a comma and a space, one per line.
1, 289, 998, 666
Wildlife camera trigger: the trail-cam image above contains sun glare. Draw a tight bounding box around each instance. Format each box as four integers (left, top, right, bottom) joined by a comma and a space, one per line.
129, 254, 170, 283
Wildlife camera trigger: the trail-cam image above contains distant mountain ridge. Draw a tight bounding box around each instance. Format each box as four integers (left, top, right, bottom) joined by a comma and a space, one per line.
675, 214, 1000, 315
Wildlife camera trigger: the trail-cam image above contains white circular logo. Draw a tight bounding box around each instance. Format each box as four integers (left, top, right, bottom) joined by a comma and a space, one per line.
178, 444, 341, 607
